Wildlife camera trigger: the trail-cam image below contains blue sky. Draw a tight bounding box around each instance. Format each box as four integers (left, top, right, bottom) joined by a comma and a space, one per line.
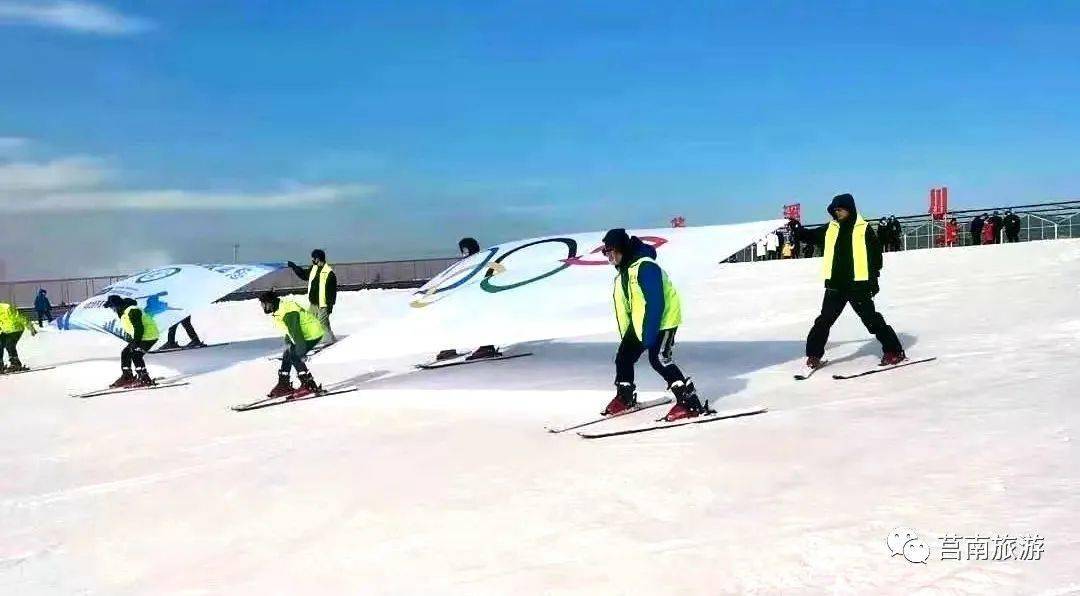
2, 1, 1079, 277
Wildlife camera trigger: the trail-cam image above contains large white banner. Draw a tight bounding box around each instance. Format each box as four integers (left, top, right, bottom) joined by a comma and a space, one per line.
58, 263, 283, 341
323, 220, 787, 362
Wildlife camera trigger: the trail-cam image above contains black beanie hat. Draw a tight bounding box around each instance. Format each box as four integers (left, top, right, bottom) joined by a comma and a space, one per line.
103, 294, 123, 310
458, 237, 480, 256
827, 193, 857, 218
602, 228, 632, 253
311, 249, 326, 261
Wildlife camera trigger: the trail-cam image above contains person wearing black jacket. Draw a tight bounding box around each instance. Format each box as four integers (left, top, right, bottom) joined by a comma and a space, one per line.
876, 218, 891, 253
970, 214, 986, 246
987, 211, 1005, 244
790, 194, 905, 368
287, 249, 338, 345
887, 216, 903, 252
1002, 210, 1022, 243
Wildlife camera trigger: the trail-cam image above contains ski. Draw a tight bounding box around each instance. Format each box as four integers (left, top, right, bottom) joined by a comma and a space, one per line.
794, 360, 830, 381
153, 342, 230, 354
545, 397, 673, 434
1, 366, 57, 376
577, 406, 769, 439
71, 380, 191, 399
231, 386, 360, 412
831, 357, 937, 380
417, 352, 533, 370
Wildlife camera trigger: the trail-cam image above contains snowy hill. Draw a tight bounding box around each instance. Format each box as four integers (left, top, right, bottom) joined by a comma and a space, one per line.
3, 239, 1079, 594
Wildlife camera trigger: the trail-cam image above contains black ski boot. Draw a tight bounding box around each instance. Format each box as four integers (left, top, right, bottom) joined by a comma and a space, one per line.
603, 382, 638, 415
466, 345, 500, 361
436, 349, 461, 361
5, 359, 29, 373
663, 379, 707, 422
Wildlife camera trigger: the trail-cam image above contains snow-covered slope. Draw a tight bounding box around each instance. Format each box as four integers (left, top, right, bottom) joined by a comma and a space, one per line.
2, 240, 1079, 594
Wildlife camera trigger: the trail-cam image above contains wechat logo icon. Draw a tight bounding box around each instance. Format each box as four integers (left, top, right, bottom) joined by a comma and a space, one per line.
888, 527, 931, 564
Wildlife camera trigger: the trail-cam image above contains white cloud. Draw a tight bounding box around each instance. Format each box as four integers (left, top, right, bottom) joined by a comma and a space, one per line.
0, 1, 151, 35
2, 183, 376, 212
0, 153, 376, 211
0, 156, 112, 192
0, 137, 29, 155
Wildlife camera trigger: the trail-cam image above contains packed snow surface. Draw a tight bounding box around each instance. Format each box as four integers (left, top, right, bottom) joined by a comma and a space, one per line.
2, 239, 1079, 594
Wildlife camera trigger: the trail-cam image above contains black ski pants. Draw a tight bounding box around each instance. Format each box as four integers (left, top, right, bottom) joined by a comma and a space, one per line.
279, 339, 319, 376
806, 288, 903, 358
121, 340, 157, 370
615, 328, 686, 387
0, 331, 22, 365
167, 316, 201, 344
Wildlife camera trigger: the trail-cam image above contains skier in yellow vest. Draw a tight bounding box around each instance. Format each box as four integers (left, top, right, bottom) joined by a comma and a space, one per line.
288, 249, 338, 345
103, 295, 160, 387
0, 302, 38, 373
259, 291, 324, 399
790, 193, 905, 369
601, 229, 707, 422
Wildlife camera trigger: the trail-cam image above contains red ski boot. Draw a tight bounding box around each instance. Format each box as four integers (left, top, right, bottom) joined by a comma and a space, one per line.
110, 369, 136, 388
267, 373, 294, 398
880, 351, 907, 366
289, 372, 321, 399
662, 379, 707, 422
602, 382, 637, 415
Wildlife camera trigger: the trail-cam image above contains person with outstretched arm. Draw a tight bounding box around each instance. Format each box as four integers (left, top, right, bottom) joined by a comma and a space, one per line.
600, 228, 707, 422
103, 295, 159, 387
789, 194, 905, 369
0, 302, 37, 373
287, 249, 338, 345
260, 291, 324, 399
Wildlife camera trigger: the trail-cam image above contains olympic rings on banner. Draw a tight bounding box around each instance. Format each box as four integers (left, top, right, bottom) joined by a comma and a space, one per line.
479, 238, 578, 293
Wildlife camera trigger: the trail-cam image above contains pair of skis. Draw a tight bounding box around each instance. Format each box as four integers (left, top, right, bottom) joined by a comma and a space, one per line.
231, 385, 360, 412
152, 342, 230, 354
547, 397, 768, 439
70, 376, 191, 399
1, 366, 57, 377
416, 351, 533, 370
794, 357, 937, 381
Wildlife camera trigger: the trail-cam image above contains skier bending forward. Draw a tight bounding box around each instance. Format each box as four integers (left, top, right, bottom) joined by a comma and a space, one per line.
260, 291, 325, 399
600, 228, 707, 422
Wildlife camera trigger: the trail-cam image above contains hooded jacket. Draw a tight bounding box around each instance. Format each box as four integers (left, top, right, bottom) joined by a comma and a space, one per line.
792, 194, 884, 291
616, 236, 670, 347
34, 291, 51, 313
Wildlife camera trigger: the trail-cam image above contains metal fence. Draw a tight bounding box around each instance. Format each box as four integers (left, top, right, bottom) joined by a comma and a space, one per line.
725, 199, 1080, 263
1, 257, 458, 309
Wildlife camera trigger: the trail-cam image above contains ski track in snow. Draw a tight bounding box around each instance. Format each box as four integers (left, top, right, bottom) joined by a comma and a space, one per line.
1, 240, 1079, 594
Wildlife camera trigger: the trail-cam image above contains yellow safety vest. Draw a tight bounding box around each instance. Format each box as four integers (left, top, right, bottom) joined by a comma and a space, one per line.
0, 303, 31, 334
120, 305, 160, 342
822, 215, 871, 282
613, 257, 682, 340
273, 300, 324, 343
308, 264, 334, 308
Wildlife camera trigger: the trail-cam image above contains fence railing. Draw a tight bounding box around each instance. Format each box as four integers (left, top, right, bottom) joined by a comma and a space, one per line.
725, 199, 1080, 263
1, 257, 458, 309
